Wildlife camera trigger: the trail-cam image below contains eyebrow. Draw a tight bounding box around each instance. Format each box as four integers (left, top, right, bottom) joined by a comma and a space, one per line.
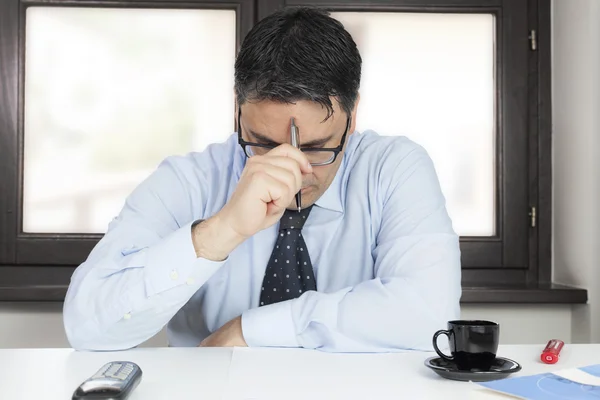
248, 129, 337, 148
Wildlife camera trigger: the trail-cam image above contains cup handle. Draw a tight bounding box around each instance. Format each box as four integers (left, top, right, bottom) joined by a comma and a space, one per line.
432, 329, 454, 361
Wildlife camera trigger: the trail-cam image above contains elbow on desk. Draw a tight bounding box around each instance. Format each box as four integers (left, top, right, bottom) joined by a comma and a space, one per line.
63, 268, 146, 351
407, 309, 458, 352
62, 297, 142, 352
384, 276, 461, 352
64, 322, 144, 352
63, 311, 139, 352
393, 290, 460, 352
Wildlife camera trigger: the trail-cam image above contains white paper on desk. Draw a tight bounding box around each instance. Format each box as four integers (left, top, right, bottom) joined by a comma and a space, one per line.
222, 348, 480, 400
223, 348, 403, 400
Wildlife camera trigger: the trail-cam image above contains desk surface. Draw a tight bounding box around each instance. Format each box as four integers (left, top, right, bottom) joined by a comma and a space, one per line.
2, 344, 599, 399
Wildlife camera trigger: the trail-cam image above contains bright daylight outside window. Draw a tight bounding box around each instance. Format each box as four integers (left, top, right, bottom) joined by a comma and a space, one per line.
23, 9, 494, 238
23, 7, 236, 233
334, 12, 496, 237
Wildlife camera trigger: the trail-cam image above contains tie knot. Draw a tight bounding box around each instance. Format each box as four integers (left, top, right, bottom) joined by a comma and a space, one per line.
279, 206, 313, 230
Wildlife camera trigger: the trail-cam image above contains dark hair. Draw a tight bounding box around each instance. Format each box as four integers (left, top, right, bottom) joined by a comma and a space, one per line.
234, 6, 361, 120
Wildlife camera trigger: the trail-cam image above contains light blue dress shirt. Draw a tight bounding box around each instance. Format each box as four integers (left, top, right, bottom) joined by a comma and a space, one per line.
63, 130, 462, 352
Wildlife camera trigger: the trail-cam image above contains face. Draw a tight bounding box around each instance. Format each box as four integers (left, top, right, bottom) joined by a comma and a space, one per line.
238, 97, 359, 209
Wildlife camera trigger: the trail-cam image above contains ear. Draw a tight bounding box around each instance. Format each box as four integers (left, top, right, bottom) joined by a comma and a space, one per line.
349, 92, 360, 134
234, 90, 239, 132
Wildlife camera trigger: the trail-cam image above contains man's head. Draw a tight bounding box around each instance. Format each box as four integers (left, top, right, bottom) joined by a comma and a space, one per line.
234, 7, 362, 209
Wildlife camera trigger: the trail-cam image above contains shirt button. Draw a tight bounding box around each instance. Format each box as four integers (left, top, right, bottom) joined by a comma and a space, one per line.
186, 277, 195, 285
123, 313, 131, 320
170, 270, 179, 280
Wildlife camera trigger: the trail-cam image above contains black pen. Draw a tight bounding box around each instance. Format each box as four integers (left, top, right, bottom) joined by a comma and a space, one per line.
290, 117, 301, 212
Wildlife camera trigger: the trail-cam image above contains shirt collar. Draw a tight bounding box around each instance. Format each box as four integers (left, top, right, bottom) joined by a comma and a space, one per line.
314, 156, 345, 214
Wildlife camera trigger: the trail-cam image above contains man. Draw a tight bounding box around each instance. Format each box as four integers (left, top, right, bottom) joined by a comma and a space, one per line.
63, 7, 461, 352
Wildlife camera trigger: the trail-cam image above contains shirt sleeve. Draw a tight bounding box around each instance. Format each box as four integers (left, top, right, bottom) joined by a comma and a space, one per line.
63, 156, 226, 351
241, 144, 462, 352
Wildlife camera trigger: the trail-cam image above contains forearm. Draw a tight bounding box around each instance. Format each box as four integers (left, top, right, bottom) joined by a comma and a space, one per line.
64, 270, 206, 351
63, 222, 226, 351
242, 279, 459, 353
241, 234, 461, 353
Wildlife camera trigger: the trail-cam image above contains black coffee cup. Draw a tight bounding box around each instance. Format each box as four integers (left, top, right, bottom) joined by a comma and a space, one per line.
432, 320, 499, 371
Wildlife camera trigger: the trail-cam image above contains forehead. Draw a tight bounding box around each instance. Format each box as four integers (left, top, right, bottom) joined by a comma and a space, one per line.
240, 100, 344, 141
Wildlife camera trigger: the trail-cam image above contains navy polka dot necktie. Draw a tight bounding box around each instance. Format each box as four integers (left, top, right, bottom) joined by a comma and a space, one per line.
260, 206, 317, 306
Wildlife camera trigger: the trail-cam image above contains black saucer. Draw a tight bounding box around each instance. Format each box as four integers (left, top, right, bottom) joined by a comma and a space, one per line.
425, 356, 522, 382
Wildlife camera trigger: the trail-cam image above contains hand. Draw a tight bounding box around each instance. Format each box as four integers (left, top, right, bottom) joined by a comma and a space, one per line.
192, 144, 312, 261
221, 144, 312, 237
198, 316, 248, 348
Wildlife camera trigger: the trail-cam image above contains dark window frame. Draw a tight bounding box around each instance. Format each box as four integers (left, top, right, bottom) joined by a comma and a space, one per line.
0, 0, 587, 303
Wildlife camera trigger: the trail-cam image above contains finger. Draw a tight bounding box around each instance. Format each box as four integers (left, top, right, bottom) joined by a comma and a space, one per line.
247, 164, 302, 205
258, 164, 299, 196
252, 171, 294, 212
248, 156, 302, 192
266, 144, 313, 174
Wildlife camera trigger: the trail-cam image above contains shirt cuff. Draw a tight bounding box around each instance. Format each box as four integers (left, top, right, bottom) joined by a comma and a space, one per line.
241, 300, 300, 348
143, 221, 226, 296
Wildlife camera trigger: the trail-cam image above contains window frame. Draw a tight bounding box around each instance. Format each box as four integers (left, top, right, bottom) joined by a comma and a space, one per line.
0, 0, 587, 303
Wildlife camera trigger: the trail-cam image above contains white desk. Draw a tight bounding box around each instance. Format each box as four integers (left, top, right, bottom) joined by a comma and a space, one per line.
2, 344, 599, 399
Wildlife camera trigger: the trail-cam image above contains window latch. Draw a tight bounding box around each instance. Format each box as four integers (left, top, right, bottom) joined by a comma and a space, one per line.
529, 206, 537, 228
529, 30, 537, 51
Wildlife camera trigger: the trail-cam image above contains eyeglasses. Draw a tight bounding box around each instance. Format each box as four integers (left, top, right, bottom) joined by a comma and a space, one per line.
237, 107, 350, 167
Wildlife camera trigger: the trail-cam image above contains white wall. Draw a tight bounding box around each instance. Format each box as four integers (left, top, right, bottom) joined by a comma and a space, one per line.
551, 0, 600, 343
1, 0, 598, 350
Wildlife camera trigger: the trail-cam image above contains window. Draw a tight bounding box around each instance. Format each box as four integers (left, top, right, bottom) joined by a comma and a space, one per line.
23, 7, 236, 234
1, 0, 583, 302
329, 8, 528, 276
0, 0, 254, 297
334, 12, 496, 237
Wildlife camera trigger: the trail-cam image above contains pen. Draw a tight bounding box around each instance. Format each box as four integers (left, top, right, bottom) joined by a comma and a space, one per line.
290, 117, 301, 212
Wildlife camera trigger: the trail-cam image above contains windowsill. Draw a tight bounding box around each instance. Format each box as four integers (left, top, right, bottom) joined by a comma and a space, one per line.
461, 283, 587, 304
0, 283, 588, 304
0, 285, 68, 302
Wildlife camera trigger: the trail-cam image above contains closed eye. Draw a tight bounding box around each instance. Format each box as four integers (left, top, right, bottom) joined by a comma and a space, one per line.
257, 140, 278, 147
248, 130, 280, 147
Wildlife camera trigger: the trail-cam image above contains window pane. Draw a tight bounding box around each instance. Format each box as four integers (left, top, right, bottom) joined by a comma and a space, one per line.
23, 7, 236, 234
333, 12, 496, 236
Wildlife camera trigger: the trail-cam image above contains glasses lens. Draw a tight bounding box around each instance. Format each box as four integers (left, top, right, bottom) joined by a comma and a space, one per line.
245, 145, 271, 157
244, 145, 335, 166
305, 151, 335, 165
